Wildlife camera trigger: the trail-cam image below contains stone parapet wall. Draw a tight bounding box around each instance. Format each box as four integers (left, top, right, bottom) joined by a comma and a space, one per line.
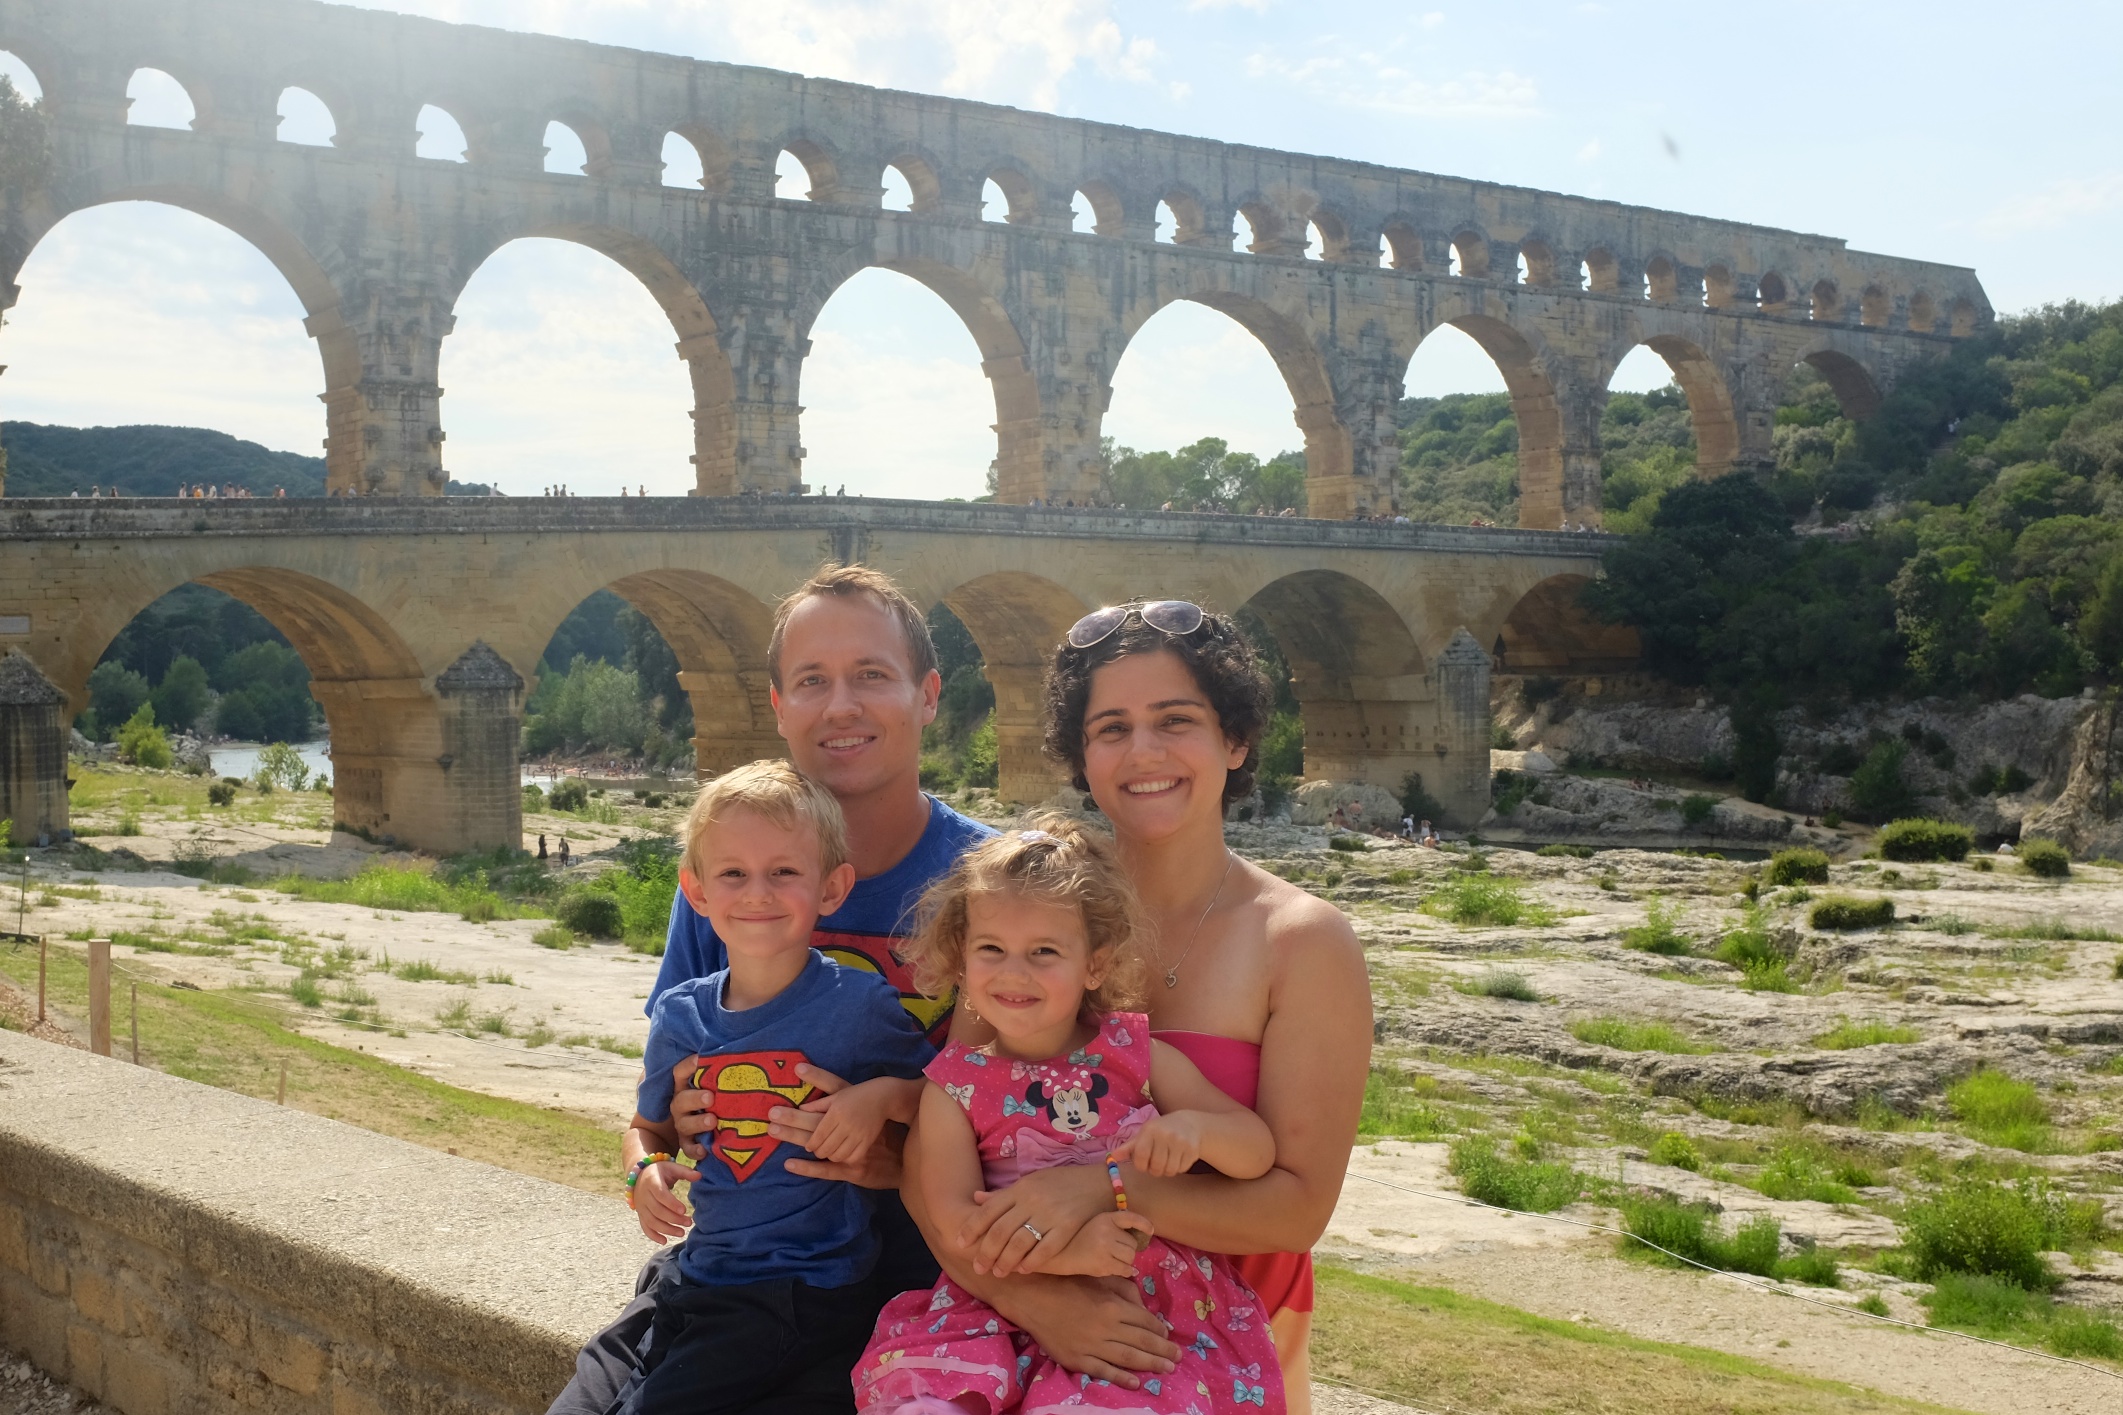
0, 1031, 642, 1415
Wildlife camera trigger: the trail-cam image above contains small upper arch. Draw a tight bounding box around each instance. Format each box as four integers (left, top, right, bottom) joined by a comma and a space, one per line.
274, 86, 335, 146
1449, 228, 1490, 278
543, 119, 590, 175
1518, 237, 1558, 287
1860, 283, 1890, 328
1644, 253, 1679, 303
1757, 270, 1790, 311
416, 103, 470, 162
1949, 298, 1977, 338
882, 153, 945, 214
981, 165, 1038, 224
1306, 206, 1351, 262
1907, 291, 1938, 335
1380, 217, 1423, 271
775, 137, 841, 202
1581, 247, 1618, 292
1073, 179, 1124, 236
1811, 278, 1840, 322
1234, 197, 1288, 255
1155, 186, 1207, 245
124, 67, 195, 129
1703, 264, 1735, 309
662, 125, 732, 191
0, 49, 45, 102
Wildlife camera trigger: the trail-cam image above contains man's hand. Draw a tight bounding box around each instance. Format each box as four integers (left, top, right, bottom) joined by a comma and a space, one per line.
631, 1157, 699, 1244
668, 1054, 714, 1161
1039, 1210, 1154, 1278
1111, 1113, 1206, 1178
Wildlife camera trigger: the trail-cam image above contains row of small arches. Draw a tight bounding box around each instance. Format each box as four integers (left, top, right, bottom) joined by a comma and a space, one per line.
13, 55, 1967, 336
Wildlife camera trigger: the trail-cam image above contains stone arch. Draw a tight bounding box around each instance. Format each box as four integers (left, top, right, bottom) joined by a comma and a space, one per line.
124, 66, 194, 129
416, 102, 470, 162
1073, 179, 1124, 236
1799, 347, 1883, 420
1242, 569, 1428, 783
1861, 284, 1890, 328
775, 136, 840, 201
0, 46, 47, 102
544, 107, 618, 179
447, 226, 733, 492
1908, 291, 1937, 335
1307, 207, 1351, 262
273, 86, 335, 146
1949, 298, 1976, 337
1644, 254, 1678, 303
1157, 186, 1208, 246
542, 118, 591, 175
1757, 270, 1790, 311
1407, 315, 1567, 529
1234, 198, 1288, 255
1704, 264, 1735, 309
1449, 229, 1489, 278
666, 124, 733, 191
935, 570, 1088, 802
1613, 333, 1741, 475
1582, 247, 1618, 292
596, 570, 780, 773
797, 252, 1038, 501
982, 165, 1038, 224
1811, 278, 1840, 322
1495, 574, 1641, 675
1519, 238, 1558, 287
1380, 219, 1422, 271
883, 153, 945, 213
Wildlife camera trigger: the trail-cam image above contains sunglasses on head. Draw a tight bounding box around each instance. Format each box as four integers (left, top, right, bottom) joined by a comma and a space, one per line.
1065, 600, 1207, 650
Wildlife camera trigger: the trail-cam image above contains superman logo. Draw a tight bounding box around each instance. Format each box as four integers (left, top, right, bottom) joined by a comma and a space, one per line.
814, 929, 954, 1040
689, 1051, 815, 1182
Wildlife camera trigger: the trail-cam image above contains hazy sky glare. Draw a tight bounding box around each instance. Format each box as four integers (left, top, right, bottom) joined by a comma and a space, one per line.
1, 1, 2116, 499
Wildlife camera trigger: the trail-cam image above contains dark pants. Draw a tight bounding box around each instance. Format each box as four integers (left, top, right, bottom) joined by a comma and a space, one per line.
548, 1197, 939, 1415
617, 1271, 878, 1415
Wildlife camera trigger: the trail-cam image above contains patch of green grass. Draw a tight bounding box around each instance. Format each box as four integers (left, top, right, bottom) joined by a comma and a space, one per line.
287, 973, 324, 1008
1924, 1272, 2123, 1360
1570, 1017, 1718, 1054
392, 958, 479, 986
273, 863, 530, 923
1765, 848, 1831, 886
1898, 1175, 2103, 1288
533, 922, 576, 950
1809, 895, 1895, 931
1454, 969, 1539, 1002
1812, 1017, 1920, 1049
1984, 918, 2123, 943
1753, 1144, 1872, 1204
1716, 909, 1798, 992
1448, 1135, 1589, 1213
1422, 874, 1554, 927
1536, 843, 1596, 859
1360, 1064, 1458, 1140
1618, 1192, 1841, 1286
1946, 1068, 2051, 1152
482, 969, 515, 985
1646, 1132, 1701, 1171
1622, 898, 1692, 956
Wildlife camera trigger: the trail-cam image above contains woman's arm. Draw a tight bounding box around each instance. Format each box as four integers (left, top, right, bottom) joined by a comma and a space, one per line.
964, 897, 1370, 1271
1115, 1039, 1275, 1180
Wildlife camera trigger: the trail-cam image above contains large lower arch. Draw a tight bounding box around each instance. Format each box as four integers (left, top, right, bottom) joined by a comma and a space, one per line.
1797, 347, 1883, 421
934, 571, 1088, 803
1493, 574, 1642, 676
1409, 316, 1568, 530
445, 225, 733, 493
797, 254, 1040, 503
596, 570, 781, 773
1628, 335, 1741, 475
1241, 570, 1429, 786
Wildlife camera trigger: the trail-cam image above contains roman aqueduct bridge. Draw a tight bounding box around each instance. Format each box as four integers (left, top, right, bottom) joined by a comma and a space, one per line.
0, 0, 1988, 524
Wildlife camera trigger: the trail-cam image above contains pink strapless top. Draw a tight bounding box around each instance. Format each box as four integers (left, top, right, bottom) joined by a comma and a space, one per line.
1151, 1029, 1262, 1108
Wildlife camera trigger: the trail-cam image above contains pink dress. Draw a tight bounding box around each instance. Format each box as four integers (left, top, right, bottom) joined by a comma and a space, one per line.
855, 1012, 1284, 1414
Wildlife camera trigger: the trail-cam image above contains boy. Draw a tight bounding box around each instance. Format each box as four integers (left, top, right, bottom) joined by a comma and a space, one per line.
618, 760, 934, 1415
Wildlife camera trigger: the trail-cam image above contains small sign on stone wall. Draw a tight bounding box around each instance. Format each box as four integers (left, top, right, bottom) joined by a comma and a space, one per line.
0, 615, 28, 635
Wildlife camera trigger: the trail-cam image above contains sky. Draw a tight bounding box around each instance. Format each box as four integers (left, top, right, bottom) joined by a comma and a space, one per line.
1, 0, 2117, 500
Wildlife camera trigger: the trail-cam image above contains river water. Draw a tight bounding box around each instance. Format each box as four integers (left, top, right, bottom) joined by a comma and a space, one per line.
208, 740, 334, 785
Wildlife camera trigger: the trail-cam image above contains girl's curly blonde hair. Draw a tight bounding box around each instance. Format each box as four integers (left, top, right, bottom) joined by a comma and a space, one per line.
902, 814, 1149, 1015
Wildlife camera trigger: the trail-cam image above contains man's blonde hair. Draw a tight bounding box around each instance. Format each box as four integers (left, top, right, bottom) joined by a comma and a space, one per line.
767, 563, 940, 689
681, 759, 849, 880
900, 815, 1149, 1015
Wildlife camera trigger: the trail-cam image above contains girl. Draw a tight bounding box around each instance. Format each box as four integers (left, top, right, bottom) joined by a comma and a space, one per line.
857, 822, 1284, 1415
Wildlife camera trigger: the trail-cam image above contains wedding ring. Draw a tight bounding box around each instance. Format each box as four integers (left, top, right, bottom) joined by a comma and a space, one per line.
1021, 1221, 1044, 1242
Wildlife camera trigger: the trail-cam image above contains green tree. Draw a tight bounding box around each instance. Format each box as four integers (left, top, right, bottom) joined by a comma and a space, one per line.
150, 656, 210, 734
85, 661, 150, 741
115, 704, 173, 770
0, 74, 51, 192
254, 742, 310, 793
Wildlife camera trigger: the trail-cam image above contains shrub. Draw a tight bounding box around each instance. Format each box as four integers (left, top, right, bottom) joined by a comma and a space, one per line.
1754, 1145, 1864, 1204
115, 704, 173, 770
1448, 1136, 1585, 1213
1422, 874, 1551, 927
1536, 843, 1594, 858
1812, 1017, 1919, 1049
1328, 834, 1367, 852
206, 781, 237, 807
1716, 907, 1797, 991
555, 889, 624, 939
1622, 898, 1691, 955
1492, 770, 1537, 816
1947, 1068, 2050, 1151
1822, 809, 1844, 828
254, 742, 310, 793
1809, 895, 1895, 930
1877, 818, 1974, 863
2017, 837, 2070, 878
521, 783, 545, 812
547, 778, 589, 813
1398, 770, 1444, 825
1454, 969, 1538, 1002
1646, 1132, 1701, 1171
1848, 739, 1914, 823
1680, 793, 1717, 827
1765, 848, 1830, 886
1569, 1018, 1716, 1054
1617, 1193, 1782, 1278
1899, 1176, 2087, 1288
532, 922, 575, 950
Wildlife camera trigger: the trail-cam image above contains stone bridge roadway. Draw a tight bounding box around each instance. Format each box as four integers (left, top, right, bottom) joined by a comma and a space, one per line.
0, 498, 1625, 852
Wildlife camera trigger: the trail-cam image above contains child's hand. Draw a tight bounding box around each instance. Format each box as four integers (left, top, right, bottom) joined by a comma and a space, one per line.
775, 1071, 922, 1167
1038, 1210, 1155, 1278
631, 1157, 699, 1244
1111, 1113, 1207, 1178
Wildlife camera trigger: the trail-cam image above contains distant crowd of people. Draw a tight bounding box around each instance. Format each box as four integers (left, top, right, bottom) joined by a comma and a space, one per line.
71, 483, 286, 499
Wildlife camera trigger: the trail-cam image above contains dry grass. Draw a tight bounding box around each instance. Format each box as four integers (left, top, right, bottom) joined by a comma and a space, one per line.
1309, 1265, 1966, 1415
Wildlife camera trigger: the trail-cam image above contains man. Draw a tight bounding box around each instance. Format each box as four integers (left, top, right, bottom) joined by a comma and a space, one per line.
548, 565, 991, 1415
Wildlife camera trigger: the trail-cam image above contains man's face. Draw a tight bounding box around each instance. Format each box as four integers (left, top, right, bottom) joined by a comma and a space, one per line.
770, 593, 940, 801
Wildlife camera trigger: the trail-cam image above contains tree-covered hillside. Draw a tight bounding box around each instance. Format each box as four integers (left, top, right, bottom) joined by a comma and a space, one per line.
1, 421, 496, 497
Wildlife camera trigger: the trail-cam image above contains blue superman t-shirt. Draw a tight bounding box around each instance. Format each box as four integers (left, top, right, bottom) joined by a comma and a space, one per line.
638, 952, 935, 1289
650, 795, 995, 1039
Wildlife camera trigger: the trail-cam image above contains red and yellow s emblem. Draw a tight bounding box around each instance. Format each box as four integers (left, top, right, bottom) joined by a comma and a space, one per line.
814, 929, 954, 1039
689, 1051, 815, 1182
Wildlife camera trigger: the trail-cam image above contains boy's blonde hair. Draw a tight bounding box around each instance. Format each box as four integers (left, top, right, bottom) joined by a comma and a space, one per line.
682, 759, 849, 881
901, 814, 1149, 1014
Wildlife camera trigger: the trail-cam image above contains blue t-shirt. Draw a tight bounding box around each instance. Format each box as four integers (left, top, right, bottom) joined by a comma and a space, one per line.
651, 795, 995, 1041
638, 951, 936, 1289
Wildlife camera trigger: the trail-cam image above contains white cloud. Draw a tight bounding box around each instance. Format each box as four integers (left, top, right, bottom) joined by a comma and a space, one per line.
1419, 12, 1446, 28
1242, 48, 1539, 119
1577, 138, 1601, 162
1975, 172, 2123, 238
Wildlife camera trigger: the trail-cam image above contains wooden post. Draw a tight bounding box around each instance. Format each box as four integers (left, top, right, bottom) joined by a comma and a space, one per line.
37, 936, 46, 1022
88, 938, 111, 1056
130, 983, 139, 1064
277, 1060, 288, 1105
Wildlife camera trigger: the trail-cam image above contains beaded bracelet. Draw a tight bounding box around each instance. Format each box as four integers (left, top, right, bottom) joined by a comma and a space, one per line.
624, 1152, 675, 1211
1106, 1153, 1153, 1251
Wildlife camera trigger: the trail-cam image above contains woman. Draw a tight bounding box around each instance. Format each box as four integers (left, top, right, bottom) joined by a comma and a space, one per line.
906, 600, 1371, 1413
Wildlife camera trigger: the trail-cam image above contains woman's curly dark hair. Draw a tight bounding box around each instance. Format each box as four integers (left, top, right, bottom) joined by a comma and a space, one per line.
1042, 605, 1273, 808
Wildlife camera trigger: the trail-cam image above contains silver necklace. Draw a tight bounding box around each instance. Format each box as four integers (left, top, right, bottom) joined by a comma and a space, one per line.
1159, 851, 1236, 989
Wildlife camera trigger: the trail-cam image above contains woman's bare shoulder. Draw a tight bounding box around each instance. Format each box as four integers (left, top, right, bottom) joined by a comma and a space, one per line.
1244, 862, 1364, 965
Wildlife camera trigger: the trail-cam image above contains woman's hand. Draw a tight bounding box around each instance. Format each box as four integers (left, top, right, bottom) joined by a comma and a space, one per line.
1112, 1113, 1206, 1178
631, 1158, 699, 1244
959, 1164, 1113, 1276
1009, 1277, 1180, 1386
